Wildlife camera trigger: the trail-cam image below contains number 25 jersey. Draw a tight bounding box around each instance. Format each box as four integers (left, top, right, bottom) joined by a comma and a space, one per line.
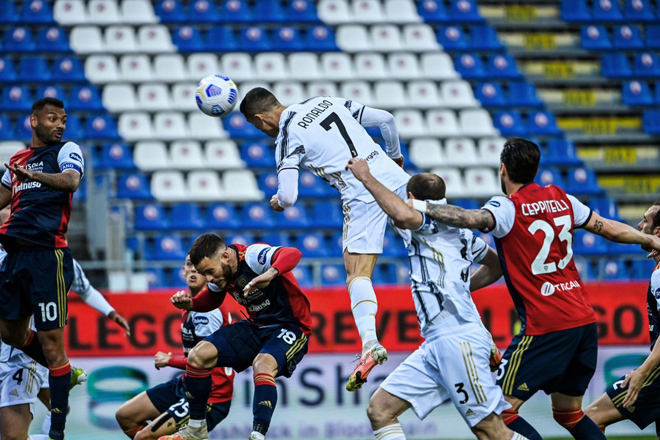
275, 96, 410, 203
481, 183, 596, 335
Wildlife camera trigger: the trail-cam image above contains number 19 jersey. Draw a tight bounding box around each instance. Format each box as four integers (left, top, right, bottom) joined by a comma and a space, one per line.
275, 96, 410, 203
481, 183, 596, 335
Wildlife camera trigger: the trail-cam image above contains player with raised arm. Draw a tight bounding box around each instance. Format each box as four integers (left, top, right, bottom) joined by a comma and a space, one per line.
0, 97, 84, 440
240, 88, 410, 391
346, 158, 528, 440
116, 254, 234, 440
159, 234, 311, 440
406, 137, 660, 440
585, 200, 660, 438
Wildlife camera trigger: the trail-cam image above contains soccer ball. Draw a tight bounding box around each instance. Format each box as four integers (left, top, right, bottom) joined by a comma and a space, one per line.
195, 75, 238, 117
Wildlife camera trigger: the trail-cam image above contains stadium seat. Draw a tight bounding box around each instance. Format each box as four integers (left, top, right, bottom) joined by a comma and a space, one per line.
4, 27, 35, 52
254, 0, 286, 22
403, 24, 439, 52
574, 229, 608, 255
544, 139, 582, 166
186, 54, 218, 81
188, 113, 227, 140
135, 203, 169, 230
289, 53, 321, 81
601, 53, 632, 78
259, 232, 290, 248
122, 0, 158, 24
508, 82, 543, 107
648, 26, 660, 50
287, 0, 320, 22
307, 81, 337, 97
320, 264, 345, 286
471, 25, 504, 51
566, 168, 605, 196
426, 110, 460, 137
0, 117, 16, 140
105, 25, 138, 53
382, 232, 407, 258
622, 80, 653, 105
493, 111, 526, 137
273, 82, 305, 106
592, 0, 623, 21
154, 112, 188, 140
474, 82, 507, 107
535, 167, 565, 187
574, 257, 597, 281
170, 203, 207, 230
102, 84, 137, 112
291, 265, 313, 288
0, 58, 16, 82
431, 167, 465, 197
119, 112, 153, 141
18, 57, 50, 82
151, 234, 187, 261
625, 0, 655, 21
138, 25, 175, 52
478, 137, 504, 166
205, 27, 237, 52
36, 28, 70, 52
632, 259, 655, 280
354, 53, 387, 80
205, 140, 244, 169
221, 53, 254, 81
449, 0, 483, 23
437, 26, 469, 51
417, 0, 448, 22
445, 138, 480, 168
54, 0, 86, 24
255, 53, 287, 81
119, 54, 153, 82
170, 141, 204, 169
602, 260, 631, 281
407, 81, 441, 108
53, 56, 84, 82
581, 25, 611, 50
299, 170, 332, 198
487, 54, 522, 79
394, 110, 427, 137
371, 25, 403, 51
21, 0, 54, 23
643, 110, 660, 135
88, 0, 120, 23
219, 0, 253, 23
64, 114, 86, 140
0, 1, 19, 23
337, 25, 371, 52
36, 85, 66, 102
320, 53, 354, 80
222, 170, 264, 201
634, 53, 660, 78
151, 171, 187, 202
613, 25, 644, 49
136, 83, 170, 111
257, 171, 279, 195
187, 0, 220, 22
171, 26, 205, 52
86, 115, 119, 139
155, 0, 186, 22
311, 200, 343, 229
353, 0, 385, 22
277, 205, 310, 229
241, 141, 275, 168
306, 25, 339, 51
460, 109, 498, 136
340, 81, 373, 105
242, 202, 276, 229
464, 168, 498, 197
374, 81, 407, 108
454, 54, 485, 79
318, 0, 352, 24
272, 27, 304, 52
117, 173, 152, 199
224, 112, 262, 139
527, 111, 561, 136
410, 138, 444, 168
14, 115, 34, 141
69, 26, 104, 53
560, 0, 591, 22
206, 203, 240, 229
1, 86, 32, 111
589, 197, 622, 221
154, 54, 187, 81
239, 26, 271, 52
98, 143, 134, 170
373, 263, 398, 285
441, 80, 479, 108
225, 233, 255, 246
144, 268, 169, 289
454, 199, 480, 210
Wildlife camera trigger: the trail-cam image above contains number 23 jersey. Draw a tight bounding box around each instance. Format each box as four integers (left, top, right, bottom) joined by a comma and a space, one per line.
481, 183, 596, 335
276, 96, 410, 203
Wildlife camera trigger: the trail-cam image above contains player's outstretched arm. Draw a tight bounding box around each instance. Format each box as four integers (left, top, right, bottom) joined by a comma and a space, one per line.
358, 106, 403, 165
470, 247, 503, 292
412, 201, 495, 231
346, 158, 422, 229
244, 246, 302, 296
5, 164, 81, 192
272, 168, 300, 210
584, 212, 660, 252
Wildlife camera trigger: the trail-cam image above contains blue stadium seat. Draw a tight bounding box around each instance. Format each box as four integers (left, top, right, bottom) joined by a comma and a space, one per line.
36, 85, 65, 101
622, 80, 654, 105
535, 167, 565, 187
320, 264, 345, 286
643, 109, 660, 134
68, 85, 103, 111
98, 143, 135, 170
86, 115, 119, 139
188, 0, 220, 22
311, 200, 343, 229
453, 199, 480, 210
241, 141, 275, 167
573, 229, 608, 255
135, 203, 169, 230
574, 257, 597, 281
155, 0, 187, 22
170, 203, 206, 229
373, 263, 398, 286
277, 205, 310, 228
145, 268, 170, 289
437, 26, 469, 51
624, 0, 655, 21
527, 111, 561, 136
224, 112, 264, 138
298, 171, 331, 198
36, 27, 70, 52
508, 82, 543, 107
566, 167, 605, 196
239, 26, 271, 52
560, 0, 591, 22
21, 0, 54, 23
581, 25, 612, 50
0, 116, 15, 140
417, 0, 449, 22
225, 233, 255, 246
219, 0, 254, 23
4, 27, 35, 52
329, 232, 343, 257
449, 0, 483, 23
18, 57, 49, 82
152, 234, 187, 261
73, 175, 87, 201
305, 25, 338, 51
206, 27, 238, 52
0, 58, 16, 82
470, 25, 504, 51
257, 171, 279, 195
601, 260, 631, 281
632, 259, 655, 280
272, 26, 305, 51
169, 267, 188, 288
382, 232, 407, 258
0, 1, 19, 24
486, 54, 522, 79
1, 86, 32, 111
242, 202, 276, 229
543, 139, 582, 166
474, 82, 507, 107
206, 203, 240, 229
254, 0, 286, 22
52, 57, 85, 82
62, 114, 85, 139
601, 53, 632, 78
592, 0, 623, 21
588, 197, 622, 221
294, 232, 329, 257
286, 0, 320, 23
613, 25, 644, 49
117, 173, 152, 199
648, 26, 660, 50
634, 53, 660, 77
608, 239, 637, 255
493, 110, 526, 137
454, 54, 486, 79
291, 265, 313, 288
15, 115, 33, 140
260, 232, 291, 247
173, 26, 205, 52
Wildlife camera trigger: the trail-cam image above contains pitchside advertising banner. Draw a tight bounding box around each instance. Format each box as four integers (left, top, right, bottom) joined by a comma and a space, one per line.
40, 282, 655, 439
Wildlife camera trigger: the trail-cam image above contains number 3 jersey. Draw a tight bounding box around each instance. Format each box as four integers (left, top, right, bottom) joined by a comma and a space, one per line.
276, 96, 410, 203
481, 183, 595, 335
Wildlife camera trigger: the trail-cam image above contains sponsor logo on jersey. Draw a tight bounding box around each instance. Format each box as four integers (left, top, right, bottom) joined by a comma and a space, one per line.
654, 287, 660, 299
465, 409, 477, 417
12, 181, 42, 195
194, 315, 209, 326
488, 200, 500, 207
365, 150, 380, 161
517, 383, 529, 392
258, 248, 269, 265
247, 299, 271, 312
297, 99, 334, 129
521, 199, 569, 216
69, 152, 83, 163
23, 161, 44, 172
541, 280, 580, 296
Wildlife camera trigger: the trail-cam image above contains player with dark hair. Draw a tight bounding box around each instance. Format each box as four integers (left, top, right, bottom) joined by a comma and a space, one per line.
585, 199, 660, 438
116, 255, 234, 440
0, 97, 84, 440
160, 234, 311, 440
404, 137, 660, 440
241, 87, 409, 391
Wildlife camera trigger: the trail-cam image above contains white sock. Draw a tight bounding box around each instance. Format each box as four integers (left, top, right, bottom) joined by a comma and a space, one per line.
373, 423, 406, 440
29, 435, 51, 440
511, 434, 529, 440
250, 432, 265, 440
349, 277, 379, 349
189, 419, 206, 428
41, 412, 51, 435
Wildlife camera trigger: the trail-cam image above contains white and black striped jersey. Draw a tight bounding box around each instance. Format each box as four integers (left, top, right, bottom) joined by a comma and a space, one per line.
276, 96, 410, 203
394, 199, 490, 338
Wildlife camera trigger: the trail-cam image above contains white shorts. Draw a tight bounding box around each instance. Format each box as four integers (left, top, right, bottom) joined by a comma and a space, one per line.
380, 323, 510, 428
0, 362, 48, 415
342, 184, 407, 254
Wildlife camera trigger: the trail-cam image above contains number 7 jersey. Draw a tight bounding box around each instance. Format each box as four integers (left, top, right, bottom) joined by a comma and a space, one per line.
481, 183, 596, 335
275, 96, 410, 203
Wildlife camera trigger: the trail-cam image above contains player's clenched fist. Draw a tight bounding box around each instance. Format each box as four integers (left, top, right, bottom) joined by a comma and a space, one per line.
345, 158, 371, 181
170, 290, 193, 310
270, 195, 285, 212
154, 351, 172, 370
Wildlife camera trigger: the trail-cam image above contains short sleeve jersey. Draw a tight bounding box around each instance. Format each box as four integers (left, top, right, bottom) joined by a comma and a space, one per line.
275, 97, 410, 203
0, 141, 84, 248
647, 265, 660, 350
481, 183, 595, 335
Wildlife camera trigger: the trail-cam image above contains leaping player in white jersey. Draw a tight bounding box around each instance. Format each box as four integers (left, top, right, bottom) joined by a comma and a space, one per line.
240, 88, 410, 391
346, 158, 529, 440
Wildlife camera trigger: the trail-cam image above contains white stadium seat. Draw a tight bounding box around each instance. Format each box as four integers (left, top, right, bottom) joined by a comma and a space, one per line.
393, 110, 427, 137
320, 53, 354, 80
354, 53, 388, 80
105, 26, 138, 53
121, 0, 158, 24
407, 81, 441, 108
188, 113, 226, 140
459, 109, 498, 136
464, 168, 499, 197
204, 140, 245, 169
336, 25, 371, 52
352, 0, 385, 23
388, 53, 420, 79
236, 82, 271, 110
153, 54, 187, 81
54, 0, 86, 25
188, 171, 225, 201
138, 25, 175, 53
306, 81, 338, 98
154, 112, 187, 140
478, 137, 505, 166
385, 0, 421, 23
137, 83, 171, 111
222, 170, 263, 201
254, 53, 288, 81
87, 0, 120, 24
444, 137, 478, 166
151, 171, 187, 202
170, 141, 204, 169
441, 80, 478, 108
171, 83, 198, 111
370, 25, 403, 51
120, 54, 154, 82
426, 110, 460, 137
134, 141, 169, 170
273, 82, 305, 106
186, 54, 218, 81
340, 81, 373, 106
288, 53, 321, 81
69, 26, 104, 53
421, 53, 458, 80
221, 53, 254, 81
403, 24, 439, 51
431, 167, 466, 197
84, 55, 119, 83
102, 83, 137, 112
374, 81, 407, 109
317, 0, 352, 24
409, 138, 444, 168
119, 112, 154, 141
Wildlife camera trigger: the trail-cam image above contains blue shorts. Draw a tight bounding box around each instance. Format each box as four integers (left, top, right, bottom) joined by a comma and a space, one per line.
606, 365, 660, 432
0, 247, 73, 330
146, 376, 230, 430
496, 323, 598, 400
205, 320, 309, 378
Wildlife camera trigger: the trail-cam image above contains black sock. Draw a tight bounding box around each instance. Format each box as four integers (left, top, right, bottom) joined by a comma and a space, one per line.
567, 416, 607, 440
508, 416, 543, 440
49, 362, 71, 440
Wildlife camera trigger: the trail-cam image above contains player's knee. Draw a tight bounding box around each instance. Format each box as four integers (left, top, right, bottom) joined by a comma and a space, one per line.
552, 406, 584, 430
366, 396, 391, 426
188, 343, 215, 369
252, 353, 278, 376
115, 403, 138, 428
